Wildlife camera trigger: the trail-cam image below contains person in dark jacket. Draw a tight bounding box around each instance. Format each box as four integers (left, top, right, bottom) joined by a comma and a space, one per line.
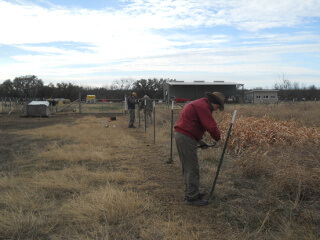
174, 92, 225, 206
127, 92, 137, 128
139, 95, 153, 124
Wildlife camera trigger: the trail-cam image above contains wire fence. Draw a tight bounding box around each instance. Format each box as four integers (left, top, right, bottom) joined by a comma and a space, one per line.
0, 99, 26, 114
79, 100, 125, 114
0, 99, 126, 115
130, 101, 186, 164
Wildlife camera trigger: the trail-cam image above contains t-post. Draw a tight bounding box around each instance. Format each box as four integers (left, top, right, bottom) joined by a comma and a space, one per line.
208, 110, 237, 200
138, 103, 141, 127
144, 99, 147, 132
166, 100, 175, 164
153, 101, 156, 143
79, 92, 82, 114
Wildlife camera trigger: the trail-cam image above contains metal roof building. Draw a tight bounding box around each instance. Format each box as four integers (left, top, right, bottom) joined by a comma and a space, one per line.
163, 81, 244, 102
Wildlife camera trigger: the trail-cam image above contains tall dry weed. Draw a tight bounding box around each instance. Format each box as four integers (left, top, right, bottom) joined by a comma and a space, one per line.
228, 101, 320, 127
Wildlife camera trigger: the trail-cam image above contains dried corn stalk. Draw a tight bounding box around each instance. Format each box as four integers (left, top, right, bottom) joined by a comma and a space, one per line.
216, 114, 320, 154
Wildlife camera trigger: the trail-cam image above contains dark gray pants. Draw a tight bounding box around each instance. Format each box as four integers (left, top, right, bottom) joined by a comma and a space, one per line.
175, 132, 199, 200
128, 109, 135, 126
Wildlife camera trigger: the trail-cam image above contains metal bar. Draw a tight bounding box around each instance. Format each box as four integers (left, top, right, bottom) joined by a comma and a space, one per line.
144, 99, 147, 133
124, 95, 128, 115
57, 99, 79, 112
208, 110, 237, 200
138, 105, 141, 127
153, 101, 156, 143
79, 92, 82, 114
231, 110, 237, 124
168, 101, 174, 164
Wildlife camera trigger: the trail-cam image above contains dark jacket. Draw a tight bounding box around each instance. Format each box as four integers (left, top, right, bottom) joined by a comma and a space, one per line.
174, 98, 221, 141
139, 95, 153, 112
127, 94, 136, 109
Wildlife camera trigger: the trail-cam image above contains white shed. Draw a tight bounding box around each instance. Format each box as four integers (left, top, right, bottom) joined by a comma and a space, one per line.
245, 90, 279, 104
27, 101, 51, 117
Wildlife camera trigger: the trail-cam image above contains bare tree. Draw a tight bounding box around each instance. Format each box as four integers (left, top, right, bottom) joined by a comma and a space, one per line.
110, 79, 134, 90
274, 75, 292, 90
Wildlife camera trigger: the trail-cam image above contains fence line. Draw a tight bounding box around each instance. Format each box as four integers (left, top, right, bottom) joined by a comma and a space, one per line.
1, 99, 27, 114
131, 101, 185, 164
78, 99, 125, 114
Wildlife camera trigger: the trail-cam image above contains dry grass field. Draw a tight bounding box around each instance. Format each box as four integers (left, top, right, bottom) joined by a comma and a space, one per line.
0, 101, 319, 239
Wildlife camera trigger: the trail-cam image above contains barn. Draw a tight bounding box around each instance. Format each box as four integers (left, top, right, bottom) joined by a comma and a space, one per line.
163, 81, 244, 103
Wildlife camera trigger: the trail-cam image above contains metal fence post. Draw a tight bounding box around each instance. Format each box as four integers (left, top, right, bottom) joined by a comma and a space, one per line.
208, 110, 238, 200
144, 99, 147, 133
79, 92, 82, 114
138, 104, 141, 127
124, 95, 128, 115
153, 101, 156, 144
166, 101, 174, 164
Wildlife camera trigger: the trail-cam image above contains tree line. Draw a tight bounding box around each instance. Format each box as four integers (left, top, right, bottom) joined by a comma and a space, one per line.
273, 78, 319, 101
0, 75, 319, 102
0, 75, 172, 101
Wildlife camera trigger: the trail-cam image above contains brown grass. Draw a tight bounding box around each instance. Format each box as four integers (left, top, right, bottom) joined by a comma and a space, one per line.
0, 115, 207, 239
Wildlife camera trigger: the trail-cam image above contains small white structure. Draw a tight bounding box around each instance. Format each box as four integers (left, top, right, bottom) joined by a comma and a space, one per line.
27, 101, 51, 117
245, 90, 279, 104
86, 95, 96, 103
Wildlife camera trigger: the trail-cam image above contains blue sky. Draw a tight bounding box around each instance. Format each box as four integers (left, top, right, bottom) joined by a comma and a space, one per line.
0, 0, 319, 89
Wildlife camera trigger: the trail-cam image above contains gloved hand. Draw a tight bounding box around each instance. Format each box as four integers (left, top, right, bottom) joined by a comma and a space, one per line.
214, 140, 222, 148
198, 139, 210, 149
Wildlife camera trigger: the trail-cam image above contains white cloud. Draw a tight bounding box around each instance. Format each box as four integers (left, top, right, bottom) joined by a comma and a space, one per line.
1, 0, 319, 45
120, 0, 320, 30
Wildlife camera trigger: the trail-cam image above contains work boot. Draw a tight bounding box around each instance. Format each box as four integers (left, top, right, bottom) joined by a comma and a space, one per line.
186, 197, 209, 206
128, 125, 136, 128
165, 159, 173, 164
184, 192, 207, 201
198, 192, 207, 198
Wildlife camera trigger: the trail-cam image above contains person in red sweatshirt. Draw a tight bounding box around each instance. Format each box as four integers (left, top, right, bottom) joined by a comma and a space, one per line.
174, 92, 225, 206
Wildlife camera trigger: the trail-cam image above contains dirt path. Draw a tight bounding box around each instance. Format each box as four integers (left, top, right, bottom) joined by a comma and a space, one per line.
116, 116, 237, 239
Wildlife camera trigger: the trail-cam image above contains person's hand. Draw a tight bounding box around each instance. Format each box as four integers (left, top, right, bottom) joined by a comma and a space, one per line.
198, 139, 210, 149
214, 140, 222, 148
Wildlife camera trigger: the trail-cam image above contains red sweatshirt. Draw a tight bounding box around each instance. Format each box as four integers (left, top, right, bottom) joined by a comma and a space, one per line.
174, 98, 221, 141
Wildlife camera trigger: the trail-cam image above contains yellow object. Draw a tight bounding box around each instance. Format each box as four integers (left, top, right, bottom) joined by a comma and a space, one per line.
86, 95, 96, 100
